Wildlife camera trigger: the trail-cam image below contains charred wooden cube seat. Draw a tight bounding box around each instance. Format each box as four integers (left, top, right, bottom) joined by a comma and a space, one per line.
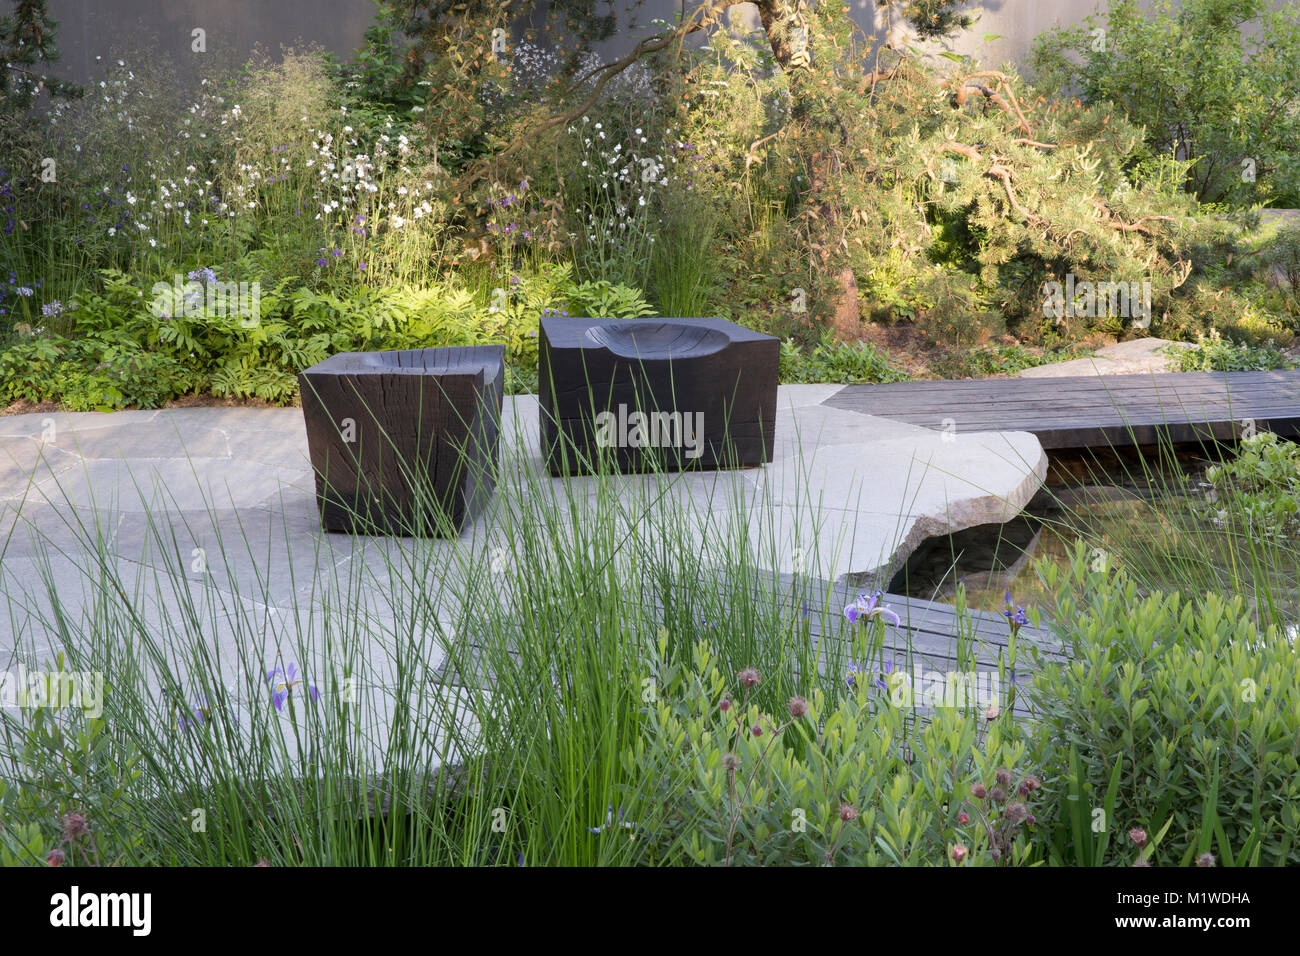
299, 346, 504, 536
539, 317, 779, 475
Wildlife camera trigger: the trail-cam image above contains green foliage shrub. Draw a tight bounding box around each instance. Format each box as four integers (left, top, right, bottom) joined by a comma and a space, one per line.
1204, 432, 1300, 539
613, 7, 1236, 349
0, 264, 654, 408
937, 343, 1094, 379
629, 636, 1039, 866
1163, 331, 1295, 372
1256, 222, 1300, 315
1030, 0, 1300, 206
1030, 545, 1300, 866
778, 335, 910, 384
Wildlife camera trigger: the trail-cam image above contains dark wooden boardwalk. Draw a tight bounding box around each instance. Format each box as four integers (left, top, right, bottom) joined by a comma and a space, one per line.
824, 370, 1300, 449
436, 574, 1065, 719
780, 576, 1063, 718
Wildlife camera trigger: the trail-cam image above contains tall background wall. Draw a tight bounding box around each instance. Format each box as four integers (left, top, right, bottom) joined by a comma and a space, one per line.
47, 0, 1120, 84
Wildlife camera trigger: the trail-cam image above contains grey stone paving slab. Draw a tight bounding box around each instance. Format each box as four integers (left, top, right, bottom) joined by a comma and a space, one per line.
20, 458, 314, 514
0, 385, 1047, 776
0, 386, 1047, 593
0, 409, 163, 439
0, 439, 81, 500
47, 420, 236, 460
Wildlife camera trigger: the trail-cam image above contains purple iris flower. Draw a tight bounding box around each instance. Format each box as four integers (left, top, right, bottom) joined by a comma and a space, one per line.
177, 693, 212, 733
266, 663, 319, 712
588, 806, 636, 834
842, 655, 894, 691
1004, 590, 1030, 632
844, 590, 901, 627
845, 657, 894, 693
876, 658, 895, 693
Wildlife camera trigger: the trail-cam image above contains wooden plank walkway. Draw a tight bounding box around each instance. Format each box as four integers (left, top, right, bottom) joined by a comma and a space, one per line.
823, 370, 1300, 449
434, 574, 1065, 720
777, 575, 1063, 718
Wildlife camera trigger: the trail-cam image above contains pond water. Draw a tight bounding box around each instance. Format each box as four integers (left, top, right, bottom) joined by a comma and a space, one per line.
888, 442, 1227, 618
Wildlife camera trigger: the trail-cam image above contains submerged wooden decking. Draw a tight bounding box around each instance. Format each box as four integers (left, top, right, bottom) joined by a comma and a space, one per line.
436, 574, 1064, 719
824, 370, 1300, 449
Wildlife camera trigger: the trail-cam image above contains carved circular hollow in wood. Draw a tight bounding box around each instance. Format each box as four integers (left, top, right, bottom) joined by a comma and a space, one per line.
583, 321, 731, 360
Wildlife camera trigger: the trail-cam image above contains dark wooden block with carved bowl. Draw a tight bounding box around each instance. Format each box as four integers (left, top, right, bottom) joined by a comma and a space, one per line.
299, 346, 504, 536
539, 317, 779, 475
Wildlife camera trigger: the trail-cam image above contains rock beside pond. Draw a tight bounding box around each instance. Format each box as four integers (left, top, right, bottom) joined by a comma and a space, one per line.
1017, 338, 1193, 378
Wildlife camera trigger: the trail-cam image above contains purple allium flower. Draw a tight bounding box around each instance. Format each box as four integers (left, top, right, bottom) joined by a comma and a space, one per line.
62, 813, 89, 840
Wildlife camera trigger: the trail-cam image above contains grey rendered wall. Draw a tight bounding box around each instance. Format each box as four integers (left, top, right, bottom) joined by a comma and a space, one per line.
46, 1, 1277, 84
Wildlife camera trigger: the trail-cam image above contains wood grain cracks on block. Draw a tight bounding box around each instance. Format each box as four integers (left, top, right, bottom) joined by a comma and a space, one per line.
539, 317, 780, 475
299, 346, 505, 537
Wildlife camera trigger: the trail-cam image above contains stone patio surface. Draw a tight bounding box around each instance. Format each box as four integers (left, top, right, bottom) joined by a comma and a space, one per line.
0, 385, 1044, 767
